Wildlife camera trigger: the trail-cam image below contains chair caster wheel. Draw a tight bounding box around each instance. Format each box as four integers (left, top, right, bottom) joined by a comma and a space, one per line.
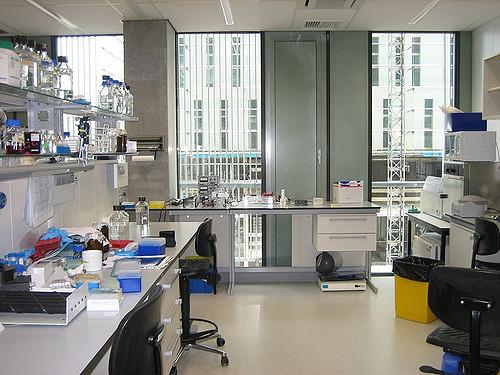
221, 354, 229, 367
217, 337, 225, 347
169, 366, 177, 375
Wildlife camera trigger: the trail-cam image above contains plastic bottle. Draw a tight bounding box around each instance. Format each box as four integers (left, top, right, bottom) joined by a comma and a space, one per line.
125, 84, 134, 116
109, 205, 130, 240
18, 38, 38, 90
135, 196, 149, 225
38, 44, 55, 95
55, 56, 73, 99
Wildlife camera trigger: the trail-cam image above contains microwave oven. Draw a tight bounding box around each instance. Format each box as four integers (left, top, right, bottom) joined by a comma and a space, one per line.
445, 131, 496, 161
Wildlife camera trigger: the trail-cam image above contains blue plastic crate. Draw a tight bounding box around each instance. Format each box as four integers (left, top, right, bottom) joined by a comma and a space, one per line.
449, 112, 487, 132
189, 279, 213, 294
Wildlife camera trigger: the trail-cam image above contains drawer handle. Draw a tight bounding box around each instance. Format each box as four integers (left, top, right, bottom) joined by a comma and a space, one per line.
162, 299, 182, 324
329, 235, 367, 240
163, 337, 181, 358
329, 217, 367, 221
160, 274, 179, 290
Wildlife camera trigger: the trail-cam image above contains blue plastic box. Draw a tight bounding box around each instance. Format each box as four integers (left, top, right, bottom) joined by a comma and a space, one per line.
449, 112, 487, 132
189, 279, 213, 294
138, 237, 166, 256
118, 276, 142, 293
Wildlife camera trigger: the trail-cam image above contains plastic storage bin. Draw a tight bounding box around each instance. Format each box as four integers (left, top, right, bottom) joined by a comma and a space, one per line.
449, 113, 487, 132
393, 256, 443, 323
138, 237, 166, 256
189, 279, 213, 294
116, 259, 142, 293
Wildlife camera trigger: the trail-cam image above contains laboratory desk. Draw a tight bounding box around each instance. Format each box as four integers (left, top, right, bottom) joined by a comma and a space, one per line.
407, 212, 450, 261
0, 221, 202, 375
162, 201, 381, 294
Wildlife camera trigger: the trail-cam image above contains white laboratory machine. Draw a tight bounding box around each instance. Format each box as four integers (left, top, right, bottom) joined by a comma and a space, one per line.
445, 131, 497, 162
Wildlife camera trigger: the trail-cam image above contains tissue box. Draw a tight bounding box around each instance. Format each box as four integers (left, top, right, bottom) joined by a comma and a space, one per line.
332, 181, 364, 204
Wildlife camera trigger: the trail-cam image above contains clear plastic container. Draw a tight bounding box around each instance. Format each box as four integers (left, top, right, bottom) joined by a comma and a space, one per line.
55, 56, 73, 99
135, 196, 149, 225
38, 44, 55, 95
109, 205, 130, 240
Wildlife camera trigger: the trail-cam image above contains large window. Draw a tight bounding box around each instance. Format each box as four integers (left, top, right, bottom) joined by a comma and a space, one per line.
371, 33, 456, 272
56, 36, 124, 136
177, 33, 262, 267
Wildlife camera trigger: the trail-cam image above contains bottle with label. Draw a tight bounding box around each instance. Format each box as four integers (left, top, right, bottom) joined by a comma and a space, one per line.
125, 84, 134, 116
38, 43, 55, 95
109, 205, 130, 240
135, 196, 149, 225
55, 56, 73, 99
98, 75, 110, 109
18, 38, 38, 90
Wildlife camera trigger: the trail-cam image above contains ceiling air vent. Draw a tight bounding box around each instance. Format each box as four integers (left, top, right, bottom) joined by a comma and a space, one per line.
304, 20, 339, 30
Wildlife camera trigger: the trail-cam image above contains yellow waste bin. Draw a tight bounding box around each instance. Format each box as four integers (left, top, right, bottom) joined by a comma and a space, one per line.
394, 275, 436, 323
393, 256, 442, 324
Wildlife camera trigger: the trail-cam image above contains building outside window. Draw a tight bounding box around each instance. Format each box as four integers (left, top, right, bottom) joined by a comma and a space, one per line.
177, 33, 262, 267
56, 35, 124, 136
372, 36, 380, 86
371, 33, 455, 272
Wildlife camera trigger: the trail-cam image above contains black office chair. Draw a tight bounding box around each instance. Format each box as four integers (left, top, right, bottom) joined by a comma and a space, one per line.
420, 267, 500, 375
169, 219, 228, 375
471, 218, 500, 271
109, 285, 164, 375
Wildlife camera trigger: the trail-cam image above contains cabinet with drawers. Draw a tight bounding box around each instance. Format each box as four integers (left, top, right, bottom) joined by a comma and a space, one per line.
157, 266, 183, 371
312, 214, 377, 252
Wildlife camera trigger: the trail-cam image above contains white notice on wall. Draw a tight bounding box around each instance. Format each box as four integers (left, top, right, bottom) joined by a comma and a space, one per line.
24, 176, 54, 228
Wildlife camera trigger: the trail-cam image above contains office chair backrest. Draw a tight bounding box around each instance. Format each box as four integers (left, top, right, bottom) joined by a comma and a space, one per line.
428, 266, 500, 336
109, 285, 164, 375
195, 218, 216, 258
474, 218, 500, 257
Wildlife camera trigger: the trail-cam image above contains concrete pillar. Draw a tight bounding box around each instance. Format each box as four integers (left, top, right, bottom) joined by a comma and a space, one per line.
123, 20, 177, 201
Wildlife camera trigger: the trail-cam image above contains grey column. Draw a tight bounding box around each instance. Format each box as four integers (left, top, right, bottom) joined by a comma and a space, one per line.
123, 20, 177, 201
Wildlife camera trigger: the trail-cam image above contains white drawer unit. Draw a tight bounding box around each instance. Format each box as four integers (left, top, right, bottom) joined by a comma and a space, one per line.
315, 214, 377, 234
313, 214, 377, 252
156, 266, 183, 373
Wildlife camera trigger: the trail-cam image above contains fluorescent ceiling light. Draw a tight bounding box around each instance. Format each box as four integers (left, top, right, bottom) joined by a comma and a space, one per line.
219, 0, 234, 26
408, 0, 441, 25
24, 0, 78, 30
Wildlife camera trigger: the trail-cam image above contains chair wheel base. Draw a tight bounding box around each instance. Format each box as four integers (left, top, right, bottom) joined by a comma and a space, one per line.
217, 337, 225, 347
221, 354, 229, 367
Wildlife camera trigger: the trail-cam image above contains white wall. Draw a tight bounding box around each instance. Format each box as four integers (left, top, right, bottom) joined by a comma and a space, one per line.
0, 163, 118, 256
472, 14, 500, 156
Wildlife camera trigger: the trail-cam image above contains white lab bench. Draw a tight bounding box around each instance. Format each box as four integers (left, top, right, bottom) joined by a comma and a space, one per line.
0, 221, 202, 375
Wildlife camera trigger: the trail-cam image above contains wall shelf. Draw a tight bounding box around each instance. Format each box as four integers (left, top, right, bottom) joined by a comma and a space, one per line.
483, 52, 500, 119
0, 83, 138, 122
0, 162, 95, 182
